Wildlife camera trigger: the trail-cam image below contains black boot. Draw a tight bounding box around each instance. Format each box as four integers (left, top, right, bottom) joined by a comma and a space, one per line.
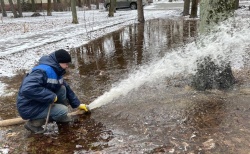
24, 119, 45, 133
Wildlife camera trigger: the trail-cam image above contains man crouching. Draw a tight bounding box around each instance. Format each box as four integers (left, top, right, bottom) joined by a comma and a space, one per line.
16, 49, 88, 133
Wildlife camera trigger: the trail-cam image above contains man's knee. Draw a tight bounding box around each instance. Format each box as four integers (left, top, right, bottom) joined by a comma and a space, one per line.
52, 104, 72, 123
51, 104, 68, 120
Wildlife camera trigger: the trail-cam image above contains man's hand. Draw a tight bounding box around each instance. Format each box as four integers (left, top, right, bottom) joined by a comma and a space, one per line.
54, 96, 58, 103
78, 104, 89, 112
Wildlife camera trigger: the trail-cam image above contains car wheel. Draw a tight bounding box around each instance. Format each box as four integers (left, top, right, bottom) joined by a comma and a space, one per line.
130, 3, 137, 10
106, 4, 110, 11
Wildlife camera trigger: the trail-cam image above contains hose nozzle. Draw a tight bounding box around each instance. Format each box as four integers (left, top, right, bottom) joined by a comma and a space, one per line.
85, 105, 90, 112
79, 104, 90, 112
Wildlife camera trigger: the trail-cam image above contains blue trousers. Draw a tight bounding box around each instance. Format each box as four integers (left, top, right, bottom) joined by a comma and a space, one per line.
32, 85, 68, 121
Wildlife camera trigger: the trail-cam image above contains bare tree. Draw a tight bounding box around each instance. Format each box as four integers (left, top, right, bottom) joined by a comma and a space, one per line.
86, 0, 91, 9
47, 0, 52, 16
108, 0, 115, 17
0, 0, 7, 17
235, 0, 239, 9
95, 0, 99, 9
53, 0, 58, 11
8, 0, 18, 18
31, 0, 36, 12
71, 0, 78, 24
137, 0, 144, 23
82, 0, 86, 8
183, 0, 190, 16
78, 0, 82, 7
17, 0, 23, 17
190, 0, 198, 18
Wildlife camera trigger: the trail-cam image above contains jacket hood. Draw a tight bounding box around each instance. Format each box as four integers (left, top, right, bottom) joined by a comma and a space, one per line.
39, 52, 66, 76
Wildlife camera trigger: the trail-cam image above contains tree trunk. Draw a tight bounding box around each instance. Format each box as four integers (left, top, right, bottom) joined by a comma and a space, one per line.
31, 0, 36, 12
17, 0, 22, 17
86, 0, 91, 9
190, 0, 198, 18
8, 0, 18, 18
0, 0, 7, 17
57, 0, 64, 12
137, 0, 145, 23
47, 0, 52, 16
200, 0, 235, 33
78, 0, 82, 7
108, 0, 115, 17
234, 0, 239, 9
95, 0, 99, 9
82, 0, 86, 8
71, 0, 78, 24
183, 0, 190, 16
53, 0, 59, 11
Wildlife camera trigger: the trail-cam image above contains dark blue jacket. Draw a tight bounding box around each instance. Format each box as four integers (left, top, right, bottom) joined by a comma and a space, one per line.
17, 52, 80, 120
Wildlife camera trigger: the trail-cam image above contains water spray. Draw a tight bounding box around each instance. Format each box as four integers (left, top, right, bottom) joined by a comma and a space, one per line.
87, 15, 250, 110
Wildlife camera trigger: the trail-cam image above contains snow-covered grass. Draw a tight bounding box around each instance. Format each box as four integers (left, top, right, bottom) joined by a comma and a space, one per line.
0, 9, 181, 72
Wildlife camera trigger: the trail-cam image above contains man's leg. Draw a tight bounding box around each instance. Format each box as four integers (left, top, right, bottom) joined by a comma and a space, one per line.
49, 104, 71, 122
54, 85, 72, 122
33, 85, 69, 119
25, 104, 70, 133
24, 119, 45, 133
24, 105, 49, 133
33, 103, 71, 123
25, 86, 72, 132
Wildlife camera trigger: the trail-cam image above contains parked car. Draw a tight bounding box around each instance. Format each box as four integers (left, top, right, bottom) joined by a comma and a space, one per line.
104, 0, 147, 10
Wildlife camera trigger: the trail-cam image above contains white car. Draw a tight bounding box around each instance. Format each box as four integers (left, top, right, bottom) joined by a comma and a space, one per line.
104, 0, 147, 10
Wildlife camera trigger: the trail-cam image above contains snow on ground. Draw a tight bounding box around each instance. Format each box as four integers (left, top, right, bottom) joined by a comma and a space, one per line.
0, 10, 182, 75
0, 1, 183, 96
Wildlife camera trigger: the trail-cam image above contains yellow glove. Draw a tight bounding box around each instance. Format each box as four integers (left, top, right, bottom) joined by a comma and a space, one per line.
78, 104, 89, 112
54, 96, 58, 103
